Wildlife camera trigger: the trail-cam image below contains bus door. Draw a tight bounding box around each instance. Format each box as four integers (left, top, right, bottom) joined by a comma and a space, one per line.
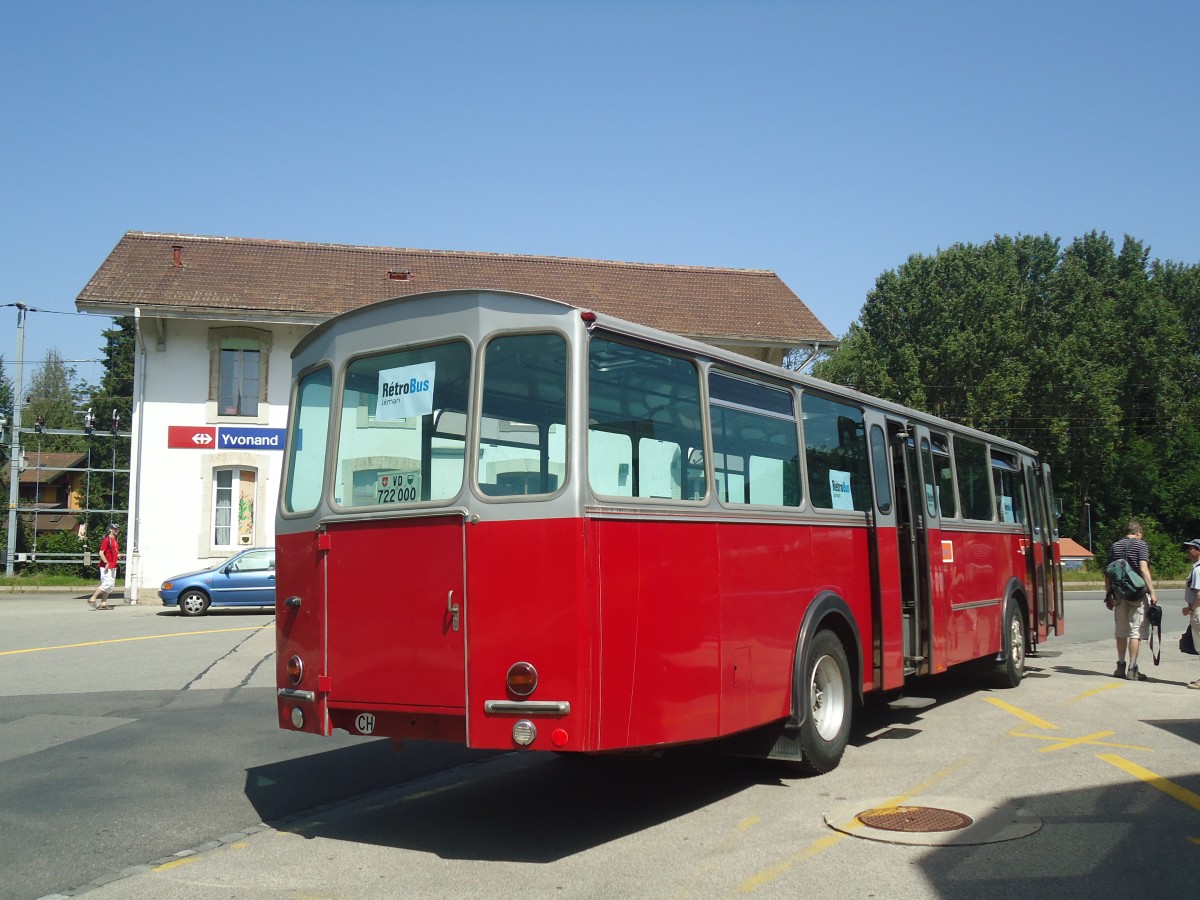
1027, 462, 1064, 638
323, 515, 467, 710
887, 420, 933, 676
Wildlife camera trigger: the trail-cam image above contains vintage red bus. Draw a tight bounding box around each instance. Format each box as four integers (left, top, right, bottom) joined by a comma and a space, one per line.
275, 289, 1062, 773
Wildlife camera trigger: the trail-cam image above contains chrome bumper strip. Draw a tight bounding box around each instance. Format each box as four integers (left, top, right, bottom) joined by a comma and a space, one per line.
483, 700, 570, 715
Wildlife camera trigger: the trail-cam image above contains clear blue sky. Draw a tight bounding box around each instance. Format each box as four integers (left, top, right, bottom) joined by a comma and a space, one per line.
3, 0, 1198, 392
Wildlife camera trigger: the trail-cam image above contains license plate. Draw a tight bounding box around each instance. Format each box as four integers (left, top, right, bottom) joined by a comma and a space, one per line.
376, 470, 422, 504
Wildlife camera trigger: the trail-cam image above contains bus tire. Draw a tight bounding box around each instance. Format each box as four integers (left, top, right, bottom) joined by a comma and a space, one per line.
994, 599, 1026, 688
798, 629, 852, 774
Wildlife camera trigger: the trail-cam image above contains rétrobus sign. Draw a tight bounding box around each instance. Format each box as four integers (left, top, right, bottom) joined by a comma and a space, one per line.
377, 362, 435, 420
167, 425, 286, 450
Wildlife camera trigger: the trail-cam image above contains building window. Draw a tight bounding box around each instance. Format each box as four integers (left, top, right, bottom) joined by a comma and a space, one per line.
219, 342, 260, 417
207, 327, 272, 424
213, 467, 257, 548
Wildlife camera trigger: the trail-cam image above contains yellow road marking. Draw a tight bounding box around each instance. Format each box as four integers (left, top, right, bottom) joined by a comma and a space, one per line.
734, 757, 974, 894
1008, 730, 1150, 753
152, 856, 202, 871
1097, 754, 1200, 812
0, 626, 268, 657
983, 696, 1058, 730
1067, 683, 1123, 703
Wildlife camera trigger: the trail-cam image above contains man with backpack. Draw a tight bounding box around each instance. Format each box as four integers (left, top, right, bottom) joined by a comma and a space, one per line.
1104, 520, 1159, 681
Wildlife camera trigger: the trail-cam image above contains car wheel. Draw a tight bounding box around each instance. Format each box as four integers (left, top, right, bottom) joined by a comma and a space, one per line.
797, 629, 852, 775
179, 589, 211, 617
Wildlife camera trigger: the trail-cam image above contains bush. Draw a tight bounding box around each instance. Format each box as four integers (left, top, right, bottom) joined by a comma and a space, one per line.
27, 528, 90, 578
1097, 514, 1190, 580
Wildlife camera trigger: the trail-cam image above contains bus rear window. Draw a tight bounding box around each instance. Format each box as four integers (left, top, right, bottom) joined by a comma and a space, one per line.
477, 333, 567, 498
334, 340, 471, 508
283, 366, 331, 514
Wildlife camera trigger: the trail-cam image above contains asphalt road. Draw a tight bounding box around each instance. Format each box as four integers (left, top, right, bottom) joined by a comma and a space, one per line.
0, 593, 493, 900
3, 589, 1199, 900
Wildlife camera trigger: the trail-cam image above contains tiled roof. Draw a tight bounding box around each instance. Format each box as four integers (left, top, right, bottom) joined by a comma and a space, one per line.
17, 452, 89, 486
76, 231, 834, 348
1059, 537, 1094, 558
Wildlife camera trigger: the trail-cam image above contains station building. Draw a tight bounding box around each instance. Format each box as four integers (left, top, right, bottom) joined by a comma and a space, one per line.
75, 231, 834, 601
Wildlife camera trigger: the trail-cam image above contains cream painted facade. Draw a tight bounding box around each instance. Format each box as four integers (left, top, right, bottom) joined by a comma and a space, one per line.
125, 313, 313, 602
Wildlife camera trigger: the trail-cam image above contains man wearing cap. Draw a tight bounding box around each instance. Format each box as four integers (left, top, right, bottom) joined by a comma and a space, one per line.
1183, 539, 1200, 689
87, 524, 121, 610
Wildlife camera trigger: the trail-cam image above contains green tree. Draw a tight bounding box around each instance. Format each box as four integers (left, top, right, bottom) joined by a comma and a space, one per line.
0, 354, 12, 493
83, 317, 134, 537
812, 232, 1200, 551
0, 354, 11, 418
23, 349, 92, 453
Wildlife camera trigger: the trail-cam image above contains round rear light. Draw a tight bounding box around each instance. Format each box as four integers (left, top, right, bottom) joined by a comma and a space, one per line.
512, 720, 537, 746
286, 655, 304, 685
290, 707, 305, 729
506, 661, 538, 697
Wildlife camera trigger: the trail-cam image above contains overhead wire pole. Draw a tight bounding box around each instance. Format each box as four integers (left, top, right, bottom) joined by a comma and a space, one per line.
5, 303, 28, 576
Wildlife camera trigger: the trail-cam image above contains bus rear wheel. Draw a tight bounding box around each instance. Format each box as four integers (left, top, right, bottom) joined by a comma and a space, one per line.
993, 599, 1027, 688
798, 629, 851, 774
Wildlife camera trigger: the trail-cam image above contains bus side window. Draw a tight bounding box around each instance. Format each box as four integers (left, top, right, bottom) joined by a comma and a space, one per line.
588, 430, 633, 497
920, 438, 938, 517
801, 393, 870, 512
930, 432, 957, 518
709, 372, 800, 508
954, 435, 993, 521
990, 450, 1026, 524
587, 337, 706, 501
868, 424, 892, 514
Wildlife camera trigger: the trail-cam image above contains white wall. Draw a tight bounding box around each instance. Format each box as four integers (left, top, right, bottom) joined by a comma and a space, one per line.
126, 317, 311, 601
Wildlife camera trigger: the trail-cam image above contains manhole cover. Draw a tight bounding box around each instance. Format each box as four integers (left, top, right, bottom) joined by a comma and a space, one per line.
855, 805, 974, 833
826, 796, 1041, 846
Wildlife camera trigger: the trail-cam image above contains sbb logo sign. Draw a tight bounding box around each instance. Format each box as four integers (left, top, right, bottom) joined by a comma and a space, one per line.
167, 426, 217, 449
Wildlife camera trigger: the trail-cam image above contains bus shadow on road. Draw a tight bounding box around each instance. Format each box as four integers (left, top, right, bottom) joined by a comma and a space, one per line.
247, 745, 793, 862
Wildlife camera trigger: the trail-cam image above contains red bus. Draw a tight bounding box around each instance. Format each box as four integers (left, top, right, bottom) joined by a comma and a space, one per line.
275, 289, 1062, 773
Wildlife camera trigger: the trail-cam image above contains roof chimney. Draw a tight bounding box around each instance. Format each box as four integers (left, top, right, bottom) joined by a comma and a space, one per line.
172, 245, 183, 268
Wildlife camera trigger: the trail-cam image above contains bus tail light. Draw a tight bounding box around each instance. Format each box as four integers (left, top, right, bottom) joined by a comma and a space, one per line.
287, 655, 304, 685
290, 707, 305, 729
506, 661, 538, 697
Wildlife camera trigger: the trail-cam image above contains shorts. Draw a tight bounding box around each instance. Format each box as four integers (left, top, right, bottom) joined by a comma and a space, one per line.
99, 567, 116, 593
1191, 607, 1200, 650
1113, 597, 1149, 640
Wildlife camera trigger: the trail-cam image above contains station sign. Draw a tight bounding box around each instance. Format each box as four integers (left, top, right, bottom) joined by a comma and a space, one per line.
167, 425, 286, 451
218, 427, 287, 450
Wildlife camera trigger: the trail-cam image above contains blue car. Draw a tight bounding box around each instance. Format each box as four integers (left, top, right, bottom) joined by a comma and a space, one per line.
159, 548, 276, 616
